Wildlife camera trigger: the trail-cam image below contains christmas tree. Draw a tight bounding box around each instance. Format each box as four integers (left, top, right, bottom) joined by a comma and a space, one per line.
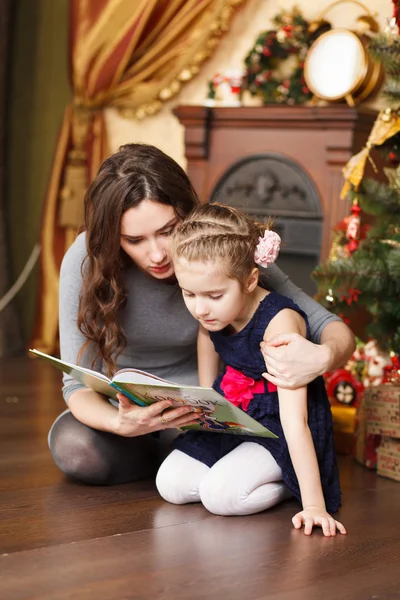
313, 3, 400, 359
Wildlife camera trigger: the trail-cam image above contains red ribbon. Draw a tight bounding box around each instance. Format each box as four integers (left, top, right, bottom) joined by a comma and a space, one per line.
220, 366, 277, 411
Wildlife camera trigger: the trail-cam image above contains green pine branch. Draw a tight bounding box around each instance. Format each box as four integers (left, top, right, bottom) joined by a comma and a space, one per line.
355, 180, 400, 216
370, 34, 400, 70
387, 247, 400, 277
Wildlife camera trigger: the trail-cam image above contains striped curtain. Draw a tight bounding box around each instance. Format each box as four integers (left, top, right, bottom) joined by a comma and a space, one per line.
32, 0, 245, 354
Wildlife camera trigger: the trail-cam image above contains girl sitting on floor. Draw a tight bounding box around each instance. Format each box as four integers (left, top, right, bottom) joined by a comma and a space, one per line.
156, 203, 346, 537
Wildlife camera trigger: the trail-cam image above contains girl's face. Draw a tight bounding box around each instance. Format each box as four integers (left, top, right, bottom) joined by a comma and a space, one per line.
120, 200, 179, 279
174, 258, 259, 332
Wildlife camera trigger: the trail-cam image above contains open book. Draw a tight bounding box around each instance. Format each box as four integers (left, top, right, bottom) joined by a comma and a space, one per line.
30, 349, 277, 439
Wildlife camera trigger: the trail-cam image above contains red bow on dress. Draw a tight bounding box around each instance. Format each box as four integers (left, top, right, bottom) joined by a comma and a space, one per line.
220, 366, 277, 411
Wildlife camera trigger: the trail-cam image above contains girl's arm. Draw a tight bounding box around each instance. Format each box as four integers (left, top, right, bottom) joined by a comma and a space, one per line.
259, 264, 342, 343
261, 321, 355, 390
197, 324, 220, 387
264, 309, 347, 537
259, 264, 356, 388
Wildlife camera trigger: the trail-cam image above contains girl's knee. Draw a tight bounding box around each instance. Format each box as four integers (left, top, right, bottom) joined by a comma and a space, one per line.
155, 459, 183, 504
199, 471, 288, 516
156, 450, 208, 505
199, 471, 236, 515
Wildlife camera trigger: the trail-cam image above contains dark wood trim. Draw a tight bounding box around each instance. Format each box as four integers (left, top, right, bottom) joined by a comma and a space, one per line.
174, 105, 378, 131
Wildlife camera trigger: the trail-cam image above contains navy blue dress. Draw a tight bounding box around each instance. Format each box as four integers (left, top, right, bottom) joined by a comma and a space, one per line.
174, 291, 342, 513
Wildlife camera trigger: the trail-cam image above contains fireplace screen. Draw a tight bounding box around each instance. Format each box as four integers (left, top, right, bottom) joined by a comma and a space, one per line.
210, 154, 323, 296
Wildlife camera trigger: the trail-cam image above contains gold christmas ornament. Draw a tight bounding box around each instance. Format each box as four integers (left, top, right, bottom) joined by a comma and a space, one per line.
328, 239, 340, 262
341, 108, 400, 198
304, 0, 383, 107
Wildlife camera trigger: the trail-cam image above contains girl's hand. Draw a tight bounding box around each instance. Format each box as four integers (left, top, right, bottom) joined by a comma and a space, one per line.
292, 507, 347, 537
112, 394, 199, 437
260, 332, 331, 389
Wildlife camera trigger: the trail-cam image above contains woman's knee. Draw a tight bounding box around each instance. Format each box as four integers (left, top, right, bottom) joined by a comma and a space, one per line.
48, 411, 113, 484
49, 411, 161, 485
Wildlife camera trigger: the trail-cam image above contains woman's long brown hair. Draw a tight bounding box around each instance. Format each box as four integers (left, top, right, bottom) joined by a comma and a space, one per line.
77, 143, 199, 375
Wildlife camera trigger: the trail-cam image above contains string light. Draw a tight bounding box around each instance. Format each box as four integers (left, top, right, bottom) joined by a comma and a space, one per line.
326, 289, 334, 303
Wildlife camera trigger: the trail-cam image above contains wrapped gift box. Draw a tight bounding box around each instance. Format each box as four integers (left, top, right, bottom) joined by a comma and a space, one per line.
331, 405, 357, 455
362, 385, 400, 482
364, 385, 400, 438
353, 400, 380, 468
377, 437, 400, 482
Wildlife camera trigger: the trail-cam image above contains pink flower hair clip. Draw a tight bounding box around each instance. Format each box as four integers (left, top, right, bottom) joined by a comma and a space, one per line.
254, 230, 281, 268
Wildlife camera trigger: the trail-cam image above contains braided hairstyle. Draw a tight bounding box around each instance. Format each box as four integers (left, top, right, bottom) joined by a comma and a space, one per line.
172, 203, 273, 286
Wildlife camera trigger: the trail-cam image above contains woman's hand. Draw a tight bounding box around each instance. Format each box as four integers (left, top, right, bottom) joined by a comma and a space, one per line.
292, 507, 347, 537
111, 394, 199, 437
260, 332, 332, 389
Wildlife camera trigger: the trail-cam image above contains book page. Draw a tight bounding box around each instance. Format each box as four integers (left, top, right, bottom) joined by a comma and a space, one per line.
114, 369, 182, 387
29, 349, 121, 401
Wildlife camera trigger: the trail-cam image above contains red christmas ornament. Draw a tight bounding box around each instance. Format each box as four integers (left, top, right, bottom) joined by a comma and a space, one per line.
346, 201, 361, 254
388, 151, 399, 165
340, 288, 361, 306
382, 354, 400, 383
324, 369, 364, 407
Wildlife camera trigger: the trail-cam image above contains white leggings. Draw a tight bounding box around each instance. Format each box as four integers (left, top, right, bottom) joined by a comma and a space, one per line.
156, 442, 292, 516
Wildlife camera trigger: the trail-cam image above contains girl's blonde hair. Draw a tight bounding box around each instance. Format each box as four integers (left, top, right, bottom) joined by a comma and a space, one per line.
172, 203, 273, 285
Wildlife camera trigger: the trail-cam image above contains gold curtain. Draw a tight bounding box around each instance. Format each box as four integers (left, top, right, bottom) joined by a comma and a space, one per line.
33, 0, 245, 354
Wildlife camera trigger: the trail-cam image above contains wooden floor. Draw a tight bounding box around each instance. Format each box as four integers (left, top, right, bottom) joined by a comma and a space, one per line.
1, 357, 400, 600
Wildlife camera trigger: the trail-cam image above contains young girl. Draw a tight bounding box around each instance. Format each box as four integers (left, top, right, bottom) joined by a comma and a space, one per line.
156, 203, 346, 537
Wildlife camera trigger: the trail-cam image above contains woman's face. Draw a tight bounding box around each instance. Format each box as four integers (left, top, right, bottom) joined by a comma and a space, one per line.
120, 200, 179, 279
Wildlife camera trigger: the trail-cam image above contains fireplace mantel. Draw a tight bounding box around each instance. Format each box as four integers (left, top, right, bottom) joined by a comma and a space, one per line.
174, 105, 379, 261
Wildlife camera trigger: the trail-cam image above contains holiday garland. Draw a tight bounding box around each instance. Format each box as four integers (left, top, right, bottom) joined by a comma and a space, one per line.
242, 7, 318, 105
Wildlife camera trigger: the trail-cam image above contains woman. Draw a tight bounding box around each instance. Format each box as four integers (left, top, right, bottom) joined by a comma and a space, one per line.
49, 143, 355, 485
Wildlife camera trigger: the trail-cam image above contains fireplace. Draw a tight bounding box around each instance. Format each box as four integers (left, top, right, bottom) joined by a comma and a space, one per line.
174, 105, 380, 295
209, 152, 322, 296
